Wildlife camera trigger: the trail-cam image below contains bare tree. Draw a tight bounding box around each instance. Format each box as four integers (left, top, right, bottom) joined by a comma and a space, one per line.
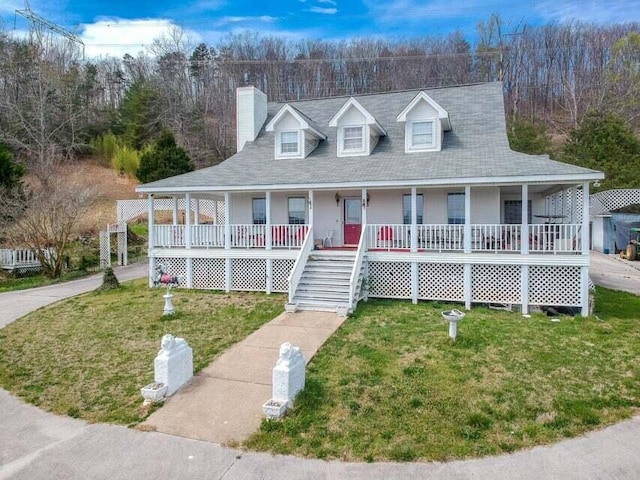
1, 169, 98, 278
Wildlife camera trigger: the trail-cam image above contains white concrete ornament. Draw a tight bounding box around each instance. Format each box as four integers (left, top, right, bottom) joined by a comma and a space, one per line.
154, 334, 193, 396
263, 342, 306, 419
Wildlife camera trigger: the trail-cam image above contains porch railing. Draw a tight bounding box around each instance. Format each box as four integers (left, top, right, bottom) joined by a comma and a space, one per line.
365, 224, 583, 253
367, 224, 465, 251
0, 248, 42, 268
288, 226, 314, 304
348, 229, 368, 309
152, 224, 309, 249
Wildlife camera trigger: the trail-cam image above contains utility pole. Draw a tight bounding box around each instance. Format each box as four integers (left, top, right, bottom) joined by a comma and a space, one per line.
15, 0, 85, 58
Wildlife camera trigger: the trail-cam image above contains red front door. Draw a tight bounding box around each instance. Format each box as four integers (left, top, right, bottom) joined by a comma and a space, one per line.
344, 198, 362, 245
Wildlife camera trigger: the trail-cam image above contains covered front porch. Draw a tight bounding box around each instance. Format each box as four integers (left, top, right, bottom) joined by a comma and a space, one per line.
147, 183, 589, 256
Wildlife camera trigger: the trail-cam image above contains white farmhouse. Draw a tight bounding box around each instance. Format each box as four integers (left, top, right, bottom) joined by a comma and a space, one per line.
136, 82, 604, 316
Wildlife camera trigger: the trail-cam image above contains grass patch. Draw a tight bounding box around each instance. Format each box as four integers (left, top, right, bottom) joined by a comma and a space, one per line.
0, 270, 92, 293
0, 279, 284, 425
245, 288, 640, 461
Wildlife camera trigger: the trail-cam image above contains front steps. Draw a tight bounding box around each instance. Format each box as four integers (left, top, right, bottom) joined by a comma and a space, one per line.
291, 250, 364, 314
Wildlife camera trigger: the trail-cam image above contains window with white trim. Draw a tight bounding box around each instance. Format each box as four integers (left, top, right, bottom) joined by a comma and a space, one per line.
447, 193, 465, 224
411, 121, 434, 148
342, 126, 364, 152
278, 130, 299, 157
402, 194, 424, 224
288, 197, 306, 224
252, 198, 266, 224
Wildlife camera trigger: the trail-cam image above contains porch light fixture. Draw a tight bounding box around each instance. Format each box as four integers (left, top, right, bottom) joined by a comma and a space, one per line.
335, 193, 341, 206
362, 193, 370, 207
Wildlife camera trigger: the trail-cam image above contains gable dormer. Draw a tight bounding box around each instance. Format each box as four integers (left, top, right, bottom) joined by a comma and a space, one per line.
396, 92, 451, 153
266, 104, 326, 159
328, 97, 386, 157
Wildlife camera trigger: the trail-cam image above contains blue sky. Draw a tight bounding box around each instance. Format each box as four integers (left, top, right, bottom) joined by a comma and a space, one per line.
2, 0, 639, 57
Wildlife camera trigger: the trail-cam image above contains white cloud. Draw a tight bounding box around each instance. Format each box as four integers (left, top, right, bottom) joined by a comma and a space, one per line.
309, 6, 338, 14
317, 0, 337, 4
80, 18, 201, 58
211, 15, 278, 27
534, 0, 640, 23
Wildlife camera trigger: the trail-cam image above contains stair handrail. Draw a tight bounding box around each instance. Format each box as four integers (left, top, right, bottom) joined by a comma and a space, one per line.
348, 228, 367, 308
287, 226, 314, 304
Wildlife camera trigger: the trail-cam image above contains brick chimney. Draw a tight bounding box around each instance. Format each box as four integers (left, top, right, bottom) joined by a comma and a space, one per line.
236, 86, 267, 152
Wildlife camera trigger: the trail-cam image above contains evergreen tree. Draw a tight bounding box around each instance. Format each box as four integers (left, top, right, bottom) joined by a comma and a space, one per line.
508, 118, 552, 155
114, 80, 161, 150
136, 130, 194, 183
0, 143, 25, 190
563, 112, 640, 191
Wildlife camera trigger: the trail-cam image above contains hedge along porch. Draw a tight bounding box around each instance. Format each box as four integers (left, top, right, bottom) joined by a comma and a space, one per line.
138, 82, 603, 316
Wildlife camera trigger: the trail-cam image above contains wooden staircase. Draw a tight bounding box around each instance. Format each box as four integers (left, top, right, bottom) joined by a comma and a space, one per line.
292, 250, 364, 313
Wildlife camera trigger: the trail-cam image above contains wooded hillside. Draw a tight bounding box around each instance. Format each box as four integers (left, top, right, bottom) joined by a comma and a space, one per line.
0, 16, 638, 176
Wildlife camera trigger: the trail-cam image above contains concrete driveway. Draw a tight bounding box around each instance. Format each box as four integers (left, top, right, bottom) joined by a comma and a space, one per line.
590, 251, 640, 295
0, 263, 147, 328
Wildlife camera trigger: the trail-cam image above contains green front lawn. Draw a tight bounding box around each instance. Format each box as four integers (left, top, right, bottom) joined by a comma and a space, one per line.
0, 280, 284, 425
245, 288, 640, 461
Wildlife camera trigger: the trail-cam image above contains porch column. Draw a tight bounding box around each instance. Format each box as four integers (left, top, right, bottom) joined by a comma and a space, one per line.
194, 198, 200, 225
147, 194, 155, 288
570, 186, 578, 224
521, 184, 529, 255
582, 182, 590, 255
581, 182, 590, 316
410, 188, 417, 253
184, 193, 192, 248
172, 197, 179, 225
185, 193, 193, 288
520, 184, 530, 315
361, 188, 368, 227
224, 192, 231, 250
266, 191, 272, 250
308, 190, 314, 228
464, 186, 471, 253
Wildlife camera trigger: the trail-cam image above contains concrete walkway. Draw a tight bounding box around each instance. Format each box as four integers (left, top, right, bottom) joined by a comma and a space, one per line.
143, 311, 345, 444
1, 257, 639, 479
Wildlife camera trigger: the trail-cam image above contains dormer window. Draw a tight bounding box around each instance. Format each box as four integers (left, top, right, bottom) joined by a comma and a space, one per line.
410, 121, 434, 149
279, 130, 300, 156
265, 104, 326, 160
342, 126, 364, 152
397, 91, 451, 154
329, 97, 386, 158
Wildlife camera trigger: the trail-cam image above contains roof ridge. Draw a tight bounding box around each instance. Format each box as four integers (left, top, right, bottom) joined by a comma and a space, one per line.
270, 81, 497, 106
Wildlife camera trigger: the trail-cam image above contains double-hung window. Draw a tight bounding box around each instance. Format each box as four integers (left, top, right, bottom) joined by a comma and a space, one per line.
411, 121, 434, 148
402, 194, 424, 224
342, 126, 364, 152
288, 197, 306, 224
279, 131, 299, 157
447, 193, 465, 224
252, 198, 266, 225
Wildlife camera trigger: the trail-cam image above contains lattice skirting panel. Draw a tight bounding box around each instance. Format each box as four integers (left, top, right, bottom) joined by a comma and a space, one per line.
192, 258, 225, 290
472, 264, 521, 304
272, 259, 295, 292
368, 261, 412, 298
155, 258, 187, 288
232, 258, 267, 291
418, 263, 465, 301
368, 260, 584, 307
529, 265, 582, 306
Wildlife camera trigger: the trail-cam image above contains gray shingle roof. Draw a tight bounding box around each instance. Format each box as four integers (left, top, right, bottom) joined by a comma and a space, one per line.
138, 82, 603, 193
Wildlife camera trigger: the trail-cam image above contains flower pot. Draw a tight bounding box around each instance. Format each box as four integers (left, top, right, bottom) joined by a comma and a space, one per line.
262, 399, 288, 419
141, 382, 168, 404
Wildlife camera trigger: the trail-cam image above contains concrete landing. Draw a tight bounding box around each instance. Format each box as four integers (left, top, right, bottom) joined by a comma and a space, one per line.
141, 310, 345, 445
